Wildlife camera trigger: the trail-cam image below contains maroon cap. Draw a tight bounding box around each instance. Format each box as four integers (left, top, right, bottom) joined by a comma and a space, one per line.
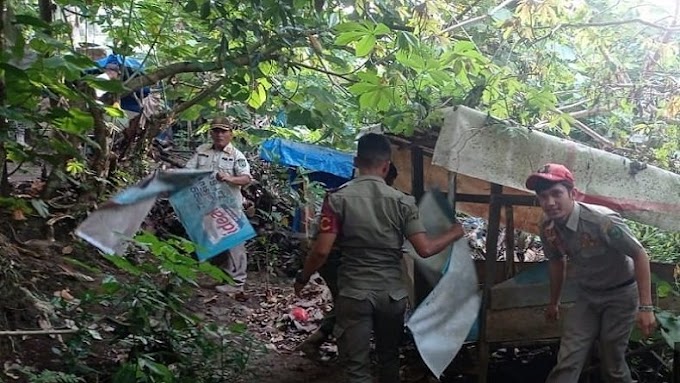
525, 163, 575, 190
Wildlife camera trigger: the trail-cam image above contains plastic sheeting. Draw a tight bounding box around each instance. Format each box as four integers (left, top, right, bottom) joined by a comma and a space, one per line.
405, 191, 481, 379
432, 106, 680, 232
259, 138, 355, 179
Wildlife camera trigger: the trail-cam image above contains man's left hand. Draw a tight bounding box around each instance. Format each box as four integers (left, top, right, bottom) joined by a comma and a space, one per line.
294, 282, 306, 297
637, 310, 657, 337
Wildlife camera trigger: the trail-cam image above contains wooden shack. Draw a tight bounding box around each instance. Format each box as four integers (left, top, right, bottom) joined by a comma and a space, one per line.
385, 105, 680, 382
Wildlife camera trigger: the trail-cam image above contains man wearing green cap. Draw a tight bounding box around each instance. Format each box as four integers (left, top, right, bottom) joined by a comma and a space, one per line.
185, 116, 252, 295
525, 163, 656, 383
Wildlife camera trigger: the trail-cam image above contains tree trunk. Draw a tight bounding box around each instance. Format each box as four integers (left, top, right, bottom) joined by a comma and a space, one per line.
38, 0, 53, 27
0, 0, 9, 197
90, 106, 111, 196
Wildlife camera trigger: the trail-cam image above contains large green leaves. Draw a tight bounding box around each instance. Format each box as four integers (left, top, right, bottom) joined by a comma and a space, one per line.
335, 21, 391, 57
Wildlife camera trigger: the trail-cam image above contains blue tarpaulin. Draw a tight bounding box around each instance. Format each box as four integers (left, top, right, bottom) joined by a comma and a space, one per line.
90, 54, 150, 113
259, 137, 355, 232
259, 137, 355, 180
96, 54, 144, 70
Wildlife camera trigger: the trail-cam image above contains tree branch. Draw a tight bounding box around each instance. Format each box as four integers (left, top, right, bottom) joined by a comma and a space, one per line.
441, 0, 515, 34
289, 61, 356, 82
547, 19, 680, 31
536, 107, 614, 147
169, 78, 229, 118
122, 45, 281, 94
0, 328, 78, 336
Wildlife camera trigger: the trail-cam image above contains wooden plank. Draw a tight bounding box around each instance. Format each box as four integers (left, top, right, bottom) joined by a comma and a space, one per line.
411, 146, 429, 307
486, 303, 575, 343
490, 281, 578, 310
478, 183, 503, 383
455, 193, 538, 206
504, 205, 515, 279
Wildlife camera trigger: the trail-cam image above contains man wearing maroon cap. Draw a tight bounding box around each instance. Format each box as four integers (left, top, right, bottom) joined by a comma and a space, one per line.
525, 163, 656, 383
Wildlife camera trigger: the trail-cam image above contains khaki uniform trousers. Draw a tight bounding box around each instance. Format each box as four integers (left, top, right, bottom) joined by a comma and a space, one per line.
334, 291, 407, 383
224, 243, 248, 287
547, 282, 638, 383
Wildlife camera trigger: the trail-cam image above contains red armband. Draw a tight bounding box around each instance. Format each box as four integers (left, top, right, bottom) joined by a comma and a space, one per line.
318, 197, 340, 234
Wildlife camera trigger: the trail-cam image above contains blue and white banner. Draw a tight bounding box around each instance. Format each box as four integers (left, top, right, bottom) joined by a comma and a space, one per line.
169, 174, 256, 261
76, 169, 255, 261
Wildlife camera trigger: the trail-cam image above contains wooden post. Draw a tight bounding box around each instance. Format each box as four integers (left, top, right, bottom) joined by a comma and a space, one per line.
674, 342, 680, 383
448, 173, 457, 208
478, 183, 503, 383
505, 204, 515, 279
411, 146, 429, 307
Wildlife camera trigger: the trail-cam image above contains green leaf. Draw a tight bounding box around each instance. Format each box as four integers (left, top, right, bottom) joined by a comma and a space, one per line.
335, 31, 367, 46
355, 34, 376, 57
103, 255, 142, 276
184, 0, 198, 12
200, 0, 211, 18
63, 54, 95, 69
30, 199, 49, 218
348, 81, 379, 95
179, 105, 202, 121
54, 109, 94, 135
101, 275, 122, 294
657, 281, 673, 298
229, 322, 247, 334
104, 106, 126, 118
247, 82, 267, 109
85, 77, 127, 93
490, 8, 513, 22
374, 23, 391, 36
0, 63, 29, 81
396, 31, 419, 51
396, 51, 426, 71
198, 261, 232, 282
334, 21, 370, 32
14, 14, 51, 29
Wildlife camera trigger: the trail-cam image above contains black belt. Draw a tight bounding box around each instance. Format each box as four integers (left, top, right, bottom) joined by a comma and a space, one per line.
589, 278, 636, 292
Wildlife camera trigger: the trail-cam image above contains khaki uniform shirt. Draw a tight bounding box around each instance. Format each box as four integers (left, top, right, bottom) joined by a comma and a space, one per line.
185, 143, 251, 206
318, 175, 426, 301
540, 202, 645, 291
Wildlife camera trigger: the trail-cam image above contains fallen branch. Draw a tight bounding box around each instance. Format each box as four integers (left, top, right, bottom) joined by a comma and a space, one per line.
0, 329, 78, 336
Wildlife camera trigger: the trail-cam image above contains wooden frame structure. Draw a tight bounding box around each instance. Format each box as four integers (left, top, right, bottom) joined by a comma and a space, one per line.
402, 140, 542, 382
389, 133, 680, 383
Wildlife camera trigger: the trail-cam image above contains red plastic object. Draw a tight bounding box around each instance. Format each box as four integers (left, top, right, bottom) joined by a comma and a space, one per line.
291, 307, 309, 322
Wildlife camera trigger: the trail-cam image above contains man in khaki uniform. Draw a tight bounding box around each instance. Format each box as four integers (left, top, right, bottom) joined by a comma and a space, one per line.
185, 116, 252, 294
294, 134, 464, 383
525, 163, 656, 383
297, 163, 400, 358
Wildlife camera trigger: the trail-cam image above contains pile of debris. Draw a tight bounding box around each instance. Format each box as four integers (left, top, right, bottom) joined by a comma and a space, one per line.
198, 273, 336, 358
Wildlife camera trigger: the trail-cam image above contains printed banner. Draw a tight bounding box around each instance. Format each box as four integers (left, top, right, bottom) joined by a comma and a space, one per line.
76, 169, 213, 255
169, 174, 256, 261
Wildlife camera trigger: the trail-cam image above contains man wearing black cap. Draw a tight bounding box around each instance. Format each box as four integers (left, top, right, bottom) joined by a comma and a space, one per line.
296, 162, 401, 360
525, 163, 656, 383
185, 117, 252, 295
294, 133, 464, 383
